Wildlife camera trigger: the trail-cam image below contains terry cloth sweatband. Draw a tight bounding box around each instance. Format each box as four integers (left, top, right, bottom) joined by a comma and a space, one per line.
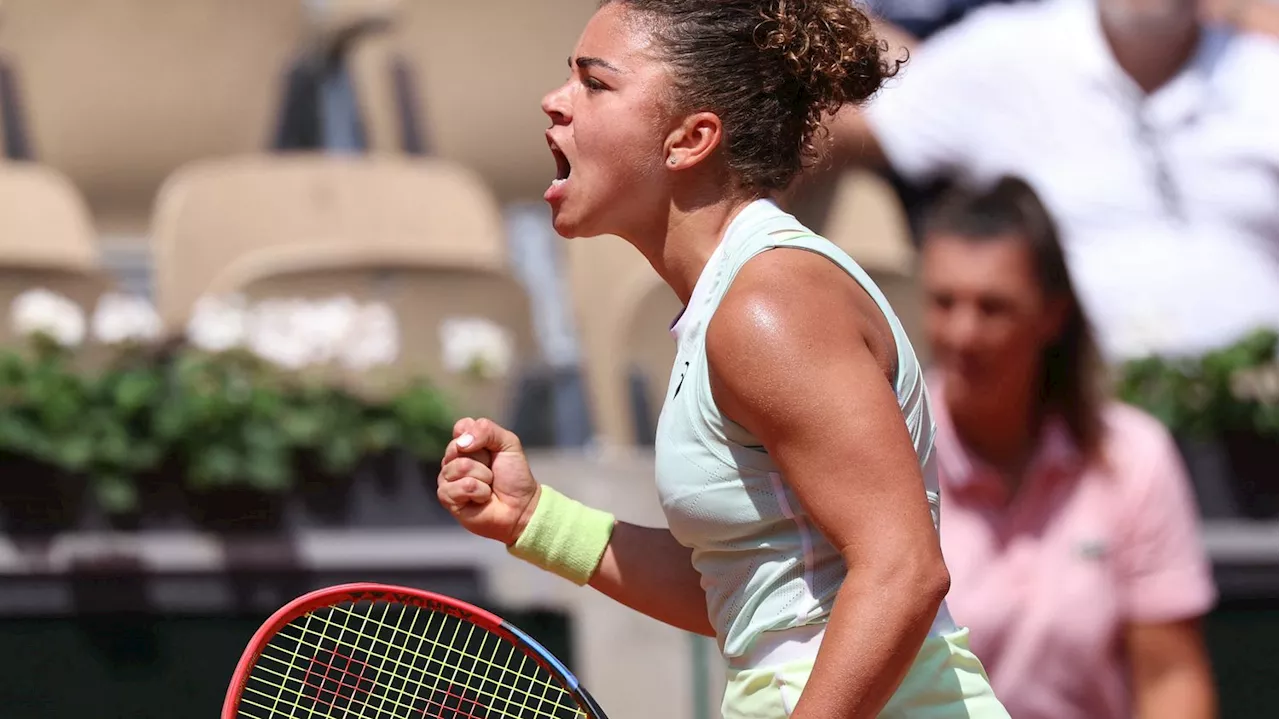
507, 485, 615, 586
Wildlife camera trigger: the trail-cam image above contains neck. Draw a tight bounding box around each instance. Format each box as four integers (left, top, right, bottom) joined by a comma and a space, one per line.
946, 374, 1044, 476
625, 176, 760, 305
1103, 17, 1200, 94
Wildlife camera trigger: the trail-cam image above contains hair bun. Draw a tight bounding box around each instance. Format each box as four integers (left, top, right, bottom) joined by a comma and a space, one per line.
754, 0, 899, 114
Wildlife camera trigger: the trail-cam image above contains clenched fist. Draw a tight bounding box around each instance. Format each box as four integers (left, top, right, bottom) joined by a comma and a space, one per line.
436, 417, 541, 545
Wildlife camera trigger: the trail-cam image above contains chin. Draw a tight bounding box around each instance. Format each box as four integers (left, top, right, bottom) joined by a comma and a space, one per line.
549, 207, 585, 239
549, 203, 609, 240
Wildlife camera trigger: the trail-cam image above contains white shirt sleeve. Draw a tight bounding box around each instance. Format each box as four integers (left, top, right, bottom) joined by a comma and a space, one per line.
863, 11, 1014, 185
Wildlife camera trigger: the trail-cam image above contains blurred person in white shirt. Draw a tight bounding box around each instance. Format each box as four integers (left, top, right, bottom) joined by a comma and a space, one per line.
825, 0, 1279, 361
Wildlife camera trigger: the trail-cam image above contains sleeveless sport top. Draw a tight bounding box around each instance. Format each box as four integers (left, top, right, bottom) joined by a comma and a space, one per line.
653, 198, 952, 659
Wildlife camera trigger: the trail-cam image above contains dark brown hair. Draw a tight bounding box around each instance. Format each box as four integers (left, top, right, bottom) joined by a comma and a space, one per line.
606, 0, 901, 191
923, 176, 1107, 459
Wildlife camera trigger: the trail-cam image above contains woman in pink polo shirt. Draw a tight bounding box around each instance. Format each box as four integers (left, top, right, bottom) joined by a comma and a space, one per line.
919, 176, 1219, 719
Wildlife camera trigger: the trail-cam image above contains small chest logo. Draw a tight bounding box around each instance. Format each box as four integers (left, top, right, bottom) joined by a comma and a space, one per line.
1076, 539, 1108, 561
673, 361, 690, 398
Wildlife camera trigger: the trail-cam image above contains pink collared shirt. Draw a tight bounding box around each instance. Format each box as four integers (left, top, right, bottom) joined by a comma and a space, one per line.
934, 387, 1217, 719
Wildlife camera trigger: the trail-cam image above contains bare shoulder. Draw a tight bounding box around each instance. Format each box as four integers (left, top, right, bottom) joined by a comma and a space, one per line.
705, 247, 896, 382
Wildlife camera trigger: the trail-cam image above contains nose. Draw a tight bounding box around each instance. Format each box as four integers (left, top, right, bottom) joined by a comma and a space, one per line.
929, 301, 979, 355
541, 81, 572, 126
945, 305, 983, 351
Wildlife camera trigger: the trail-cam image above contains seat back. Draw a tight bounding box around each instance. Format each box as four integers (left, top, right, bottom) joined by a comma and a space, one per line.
150, 154, 507, 328
0, 0, 306, 237
349, 0, 601, 203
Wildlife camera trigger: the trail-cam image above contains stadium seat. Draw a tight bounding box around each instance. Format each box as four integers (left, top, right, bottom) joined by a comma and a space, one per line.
0, 0, 307, 244
0, 162, 113, 346
346, 0, 600, 204
149, 153, 508, 329
207, 243, 538, 423
567, 235, 683, 448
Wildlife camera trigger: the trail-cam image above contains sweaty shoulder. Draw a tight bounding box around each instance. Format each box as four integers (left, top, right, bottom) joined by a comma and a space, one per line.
705, 247, 896, 392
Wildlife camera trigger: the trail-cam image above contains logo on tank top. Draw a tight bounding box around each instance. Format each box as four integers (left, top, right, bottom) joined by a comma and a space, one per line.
674, 361, 690, 398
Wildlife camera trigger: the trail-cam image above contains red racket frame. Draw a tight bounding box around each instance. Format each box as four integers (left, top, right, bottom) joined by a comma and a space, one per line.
222, 582, 608, 719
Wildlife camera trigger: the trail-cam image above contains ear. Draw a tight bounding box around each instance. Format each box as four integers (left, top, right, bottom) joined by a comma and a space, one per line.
663, 111, 722, 171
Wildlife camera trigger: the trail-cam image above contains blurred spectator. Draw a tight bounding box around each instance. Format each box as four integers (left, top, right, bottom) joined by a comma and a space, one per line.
864, 0, 1016, 43
921, 176, 1219, 719
829, 0, 1279, 361
1200, 0, 1279, 36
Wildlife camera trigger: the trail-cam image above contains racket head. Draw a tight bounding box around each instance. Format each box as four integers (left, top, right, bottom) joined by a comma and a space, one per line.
223, 582, 608, 719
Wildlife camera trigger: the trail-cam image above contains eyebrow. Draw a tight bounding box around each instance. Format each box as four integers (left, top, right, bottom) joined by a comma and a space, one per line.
570, 55, 624, 74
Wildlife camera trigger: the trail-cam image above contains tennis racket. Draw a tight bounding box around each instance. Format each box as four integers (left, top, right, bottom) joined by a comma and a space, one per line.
223, 582, 609, 719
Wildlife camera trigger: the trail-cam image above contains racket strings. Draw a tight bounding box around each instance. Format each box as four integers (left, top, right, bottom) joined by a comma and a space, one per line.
244, 610, 558, 719
237, 599, 585, 719
280, 605, 563, 717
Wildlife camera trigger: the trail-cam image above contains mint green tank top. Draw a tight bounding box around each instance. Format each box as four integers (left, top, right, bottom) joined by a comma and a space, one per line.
653, 199, 951, 659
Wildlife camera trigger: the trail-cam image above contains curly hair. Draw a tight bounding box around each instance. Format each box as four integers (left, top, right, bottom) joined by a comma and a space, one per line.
606, 0, 902, 191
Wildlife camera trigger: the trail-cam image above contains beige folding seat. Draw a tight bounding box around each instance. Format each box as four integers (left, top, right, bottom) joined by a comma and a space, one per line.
0, 163, 113, 346
150, 153, 508, 329
206, 242, 537, 422
0, 0, 307, 244
347, 0, 600, 204
567, 235, 683, 447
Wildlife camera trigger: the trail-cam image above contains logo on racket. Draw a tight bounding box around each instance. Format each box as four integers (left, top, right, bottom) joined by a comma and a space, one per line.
345, 589, 475, 621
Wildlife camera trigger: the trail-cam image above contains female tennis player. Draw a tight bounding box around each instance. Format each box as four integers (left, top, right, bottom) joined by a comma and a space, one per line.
438, 1, 1008, 717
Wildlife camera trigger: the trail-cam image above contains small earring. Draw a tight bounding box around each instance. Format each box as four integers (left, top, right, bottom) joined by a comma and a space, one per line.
668, 157, 677, 165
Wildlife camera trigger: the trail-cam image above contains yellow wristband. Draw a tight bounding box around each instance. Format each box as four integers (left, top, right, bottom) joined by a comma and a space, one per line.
507, 485, 615, 586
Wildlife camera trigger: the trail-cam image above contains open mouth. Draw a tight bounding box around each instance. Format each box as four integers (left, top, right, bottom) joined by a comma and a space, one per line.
549, 139, 571, 183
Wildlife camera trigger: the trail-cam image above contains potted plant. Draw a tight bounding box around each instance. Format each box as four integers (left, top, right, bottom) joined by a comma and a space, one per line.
1116, 329, 1278, 519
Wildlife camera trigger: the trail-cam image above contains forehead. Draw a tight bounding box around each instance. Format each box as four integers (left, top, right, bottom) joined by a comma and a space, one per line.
922, 233, 1040, 288
574, 3, 661, 69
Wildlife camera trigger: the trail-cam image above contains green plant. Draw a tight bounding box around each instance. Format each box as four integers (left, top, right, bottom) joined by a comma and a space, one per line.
0, 335, 96, 478
0, 339, 458, 516
1116, 328, 1279, 439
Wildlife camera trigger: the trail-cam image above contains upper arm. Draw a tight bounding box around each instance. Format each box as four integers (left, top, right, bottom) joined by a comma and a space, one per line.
859, 10, 1014, 183
1113, 413, 1217, 623
1127, 618, 1213, 686
704, 250, 941, 568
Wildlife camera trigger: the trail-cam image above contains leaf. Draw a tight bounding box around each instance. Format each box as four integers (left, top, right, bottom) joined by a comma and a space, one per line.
244, 450, 293, 492
319, 435, 361, 476
359, 418, 402, 454
278, 409, 326, 447
189, 445, 242, 489
112, 370, 162, 414
53, 435, 95, 473
92, 474, 140, 515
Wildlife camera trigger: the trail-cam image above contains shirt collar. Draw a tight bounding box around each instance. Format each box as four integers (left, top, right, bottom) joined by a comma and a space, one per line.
1066, 0, 1231, 126
930, 372, 1084, 500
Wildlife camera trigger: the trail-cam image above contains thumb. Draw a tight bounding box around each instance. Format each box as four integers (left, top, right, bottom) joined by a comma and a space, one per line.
447, 417, 521, 463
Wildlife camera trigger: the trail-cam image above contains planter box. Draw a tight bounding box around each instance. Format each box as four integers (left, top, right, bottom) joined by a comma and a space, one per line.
1178, 432, 1278, 520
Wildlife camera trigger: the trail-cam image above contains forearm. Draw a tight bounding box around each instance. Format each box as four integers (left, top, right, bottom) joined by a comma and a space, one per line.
790, 560, 950, 718
1135, 665, 1217, 719
588, 521, 715, 637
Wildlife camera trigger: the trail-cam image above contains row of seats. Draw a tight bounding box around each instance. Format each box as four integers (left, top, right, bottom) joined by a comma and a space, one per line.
0, 154, 923, 448
0, 0, 602, 244
0, 0, 926, 447
0, 0, 921, 250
